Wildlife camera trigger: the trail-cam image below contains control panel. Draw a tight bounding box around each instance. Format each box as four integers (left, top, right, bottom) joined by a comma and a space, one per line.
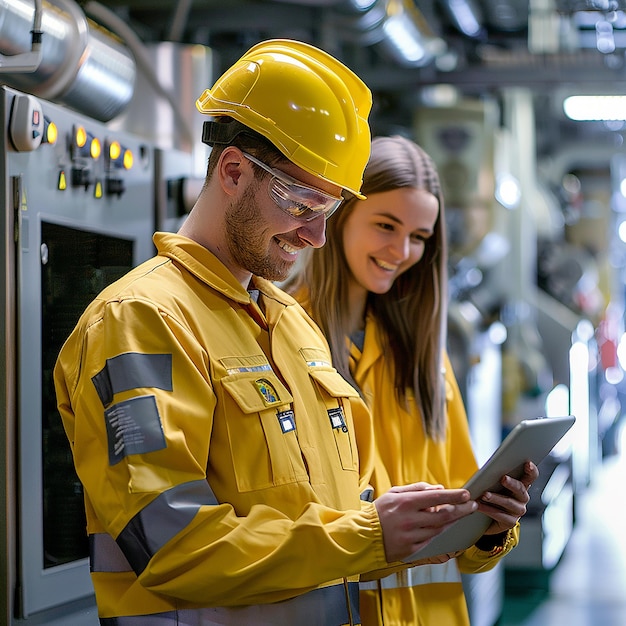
6, 89, 152, 209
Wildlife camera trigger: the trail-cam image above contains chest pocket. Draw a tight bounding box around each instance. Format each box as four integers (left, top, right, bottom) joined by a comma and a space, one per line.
221, 371, 308, 492
307, 367, 360, 472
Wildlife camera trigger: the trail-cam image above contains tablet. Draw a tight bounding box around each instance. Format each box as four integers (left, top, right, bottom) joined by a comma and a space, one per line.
403, 415, 576, 562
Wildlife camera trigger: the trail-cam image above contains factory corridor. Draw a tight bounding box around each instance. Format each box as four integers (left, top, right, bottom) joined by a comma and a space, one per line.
500, 423, 626, 626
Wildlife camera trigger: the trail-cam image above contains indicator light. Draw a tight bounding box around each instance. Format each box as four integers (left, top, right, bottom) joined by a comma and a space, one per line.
73, 126, 101, 160
90, 137, 102, 159
106, 139, 134, 170
123, 149, 133, 170
109, 140, 121, 161
75, 125, 87, 148
44, 119, 58, 144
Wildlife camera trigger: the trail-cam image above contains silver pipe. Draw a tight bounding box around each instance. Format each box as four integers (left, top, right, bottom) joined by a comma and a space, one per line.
0, 0, 136, 121
0, 0, 42, 72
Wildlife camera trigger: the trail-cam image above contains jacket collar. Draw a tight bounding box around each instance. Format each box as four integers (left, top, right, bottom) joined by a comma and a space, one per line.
153, 232, 295, 307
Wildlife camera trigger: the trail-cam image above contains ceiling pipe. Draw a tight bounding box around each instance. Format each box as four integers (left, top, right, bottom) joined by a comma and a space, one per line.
379, 0, 447, 67
261, 0, 446, 67
325, 0, 446, 66
0, 0, 42, 72
438, 0, 486, 39
0, 0, 135, 121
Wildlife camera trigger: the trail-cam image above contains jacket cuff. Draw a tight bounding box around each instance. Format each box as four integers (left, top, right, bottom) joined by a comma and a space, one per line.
475, 527, 517, 557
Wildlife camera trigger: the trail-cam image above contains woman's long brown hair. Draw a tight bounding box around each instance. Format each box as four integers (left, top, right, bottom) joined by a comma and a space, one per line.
285, 135, 448, 439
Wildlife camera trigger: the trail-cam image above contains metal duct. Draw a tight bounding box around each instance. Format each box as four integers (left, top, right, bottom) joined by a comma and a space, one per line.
0, 0, 136, 121
331, 0, 445, 67
439, 0, 485, 39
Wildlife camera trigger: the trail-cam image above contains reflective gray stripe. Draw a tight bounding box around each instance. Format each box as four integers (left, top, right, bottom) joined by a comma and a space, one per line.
117, 479, 219, 575
90, 532, 132, 572
99, 582, 360, 626
92, 352, 173, 407
359, 560, 461, 591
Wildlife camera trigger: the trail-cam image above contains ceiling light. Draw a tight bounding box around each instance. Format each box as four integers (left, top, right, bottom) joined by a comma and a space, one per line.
563, 95, 626, 121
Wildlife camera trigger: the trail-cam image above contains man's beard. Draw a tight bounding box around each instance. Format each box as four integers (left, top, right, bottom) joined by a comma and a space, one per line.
225, 185, 296, 282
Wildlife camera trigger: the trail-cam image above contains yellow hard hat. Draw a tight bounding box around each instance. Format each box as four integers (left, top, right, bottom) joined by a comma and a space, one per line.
196, 39, 372, 198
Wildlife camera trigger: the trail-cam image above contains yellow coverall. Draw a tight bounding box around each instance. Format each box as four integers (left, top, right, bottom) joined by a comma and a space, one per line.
54, 233, 391, 625
353, 315, 519, 626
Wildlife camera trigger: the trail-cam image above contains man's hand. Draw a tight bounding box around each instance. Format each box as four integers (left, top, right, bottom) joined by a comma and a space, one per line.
374, 482, 478, 563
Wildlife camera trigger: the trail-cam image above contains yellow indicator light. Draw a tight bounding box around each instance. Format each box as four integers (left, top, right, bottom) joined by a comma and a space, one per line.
58, 170, 67, 191
109, 140, 121, 161
90, 137, 102, 159
94, 180, 103, 198
46, 121, 58, 145
75, 125, 87, 148
123, 149, 134, 170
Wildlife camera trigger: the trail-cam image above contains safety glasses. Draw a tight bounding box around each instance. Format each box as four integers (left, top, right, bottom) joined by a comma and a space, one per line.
242, 152, 344, 221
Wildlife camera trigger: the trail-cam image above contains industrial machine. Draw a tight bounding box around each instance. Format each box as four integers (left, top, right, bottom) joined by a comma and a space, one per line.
1, 84, 158, 624
0, 0, 205, 620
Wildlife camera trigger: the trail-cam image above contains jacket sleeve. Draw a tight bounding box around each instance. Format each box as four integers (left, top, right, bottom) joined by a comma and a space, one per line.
55, 297, 388, 606
457, 524, 520, 573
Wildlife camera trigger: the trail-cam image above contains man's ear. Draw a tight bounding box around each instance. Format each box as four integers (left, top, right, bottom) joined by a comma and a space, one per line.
218, 146, 247, 197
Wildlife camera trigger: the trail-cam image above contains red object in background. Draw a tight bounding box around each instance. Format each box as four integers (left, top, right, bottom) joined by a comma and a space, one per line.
597, 309, 619, 370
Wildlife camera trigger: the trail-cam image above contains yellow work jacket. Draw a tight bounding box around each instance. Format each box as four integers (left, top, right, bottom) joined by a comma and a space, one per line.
54, 233, 388, 624
352, 316, 519, 626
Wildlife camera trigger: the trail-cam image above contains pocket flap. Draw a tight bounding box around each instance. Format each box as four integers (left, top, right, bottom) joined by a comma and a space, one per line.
222, 373, 293, 413
308, 369, 360, 399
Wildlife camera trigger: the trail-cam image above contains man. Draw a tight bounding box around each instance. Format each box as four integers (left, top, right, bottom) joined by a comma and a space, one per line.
54, 39, 476, 625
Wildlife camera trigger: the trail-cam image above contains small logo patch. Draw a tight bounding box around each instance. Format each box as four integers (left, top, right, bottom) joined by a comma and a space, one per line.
254, 378, 279, 404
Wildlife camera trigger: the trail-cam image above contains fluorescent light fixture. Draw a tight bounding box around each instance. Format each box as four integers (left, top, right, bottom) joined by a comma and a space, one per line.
563, 95, 626, 121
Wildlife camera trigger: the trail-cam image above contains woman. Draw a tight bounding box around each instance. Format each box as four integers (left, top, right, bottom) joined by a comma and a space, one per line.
285, 135, 538, 625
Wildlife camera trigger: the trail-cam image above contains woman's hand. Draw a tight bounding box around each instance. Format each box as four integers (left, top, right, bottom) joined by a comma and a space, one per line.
478, 461, 539, 535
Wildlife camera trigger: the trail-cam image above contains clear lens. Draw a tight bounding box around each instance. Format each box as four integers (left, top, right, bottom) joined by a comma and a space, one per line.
243, 152, 343, 221
270, 179, 342, 220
